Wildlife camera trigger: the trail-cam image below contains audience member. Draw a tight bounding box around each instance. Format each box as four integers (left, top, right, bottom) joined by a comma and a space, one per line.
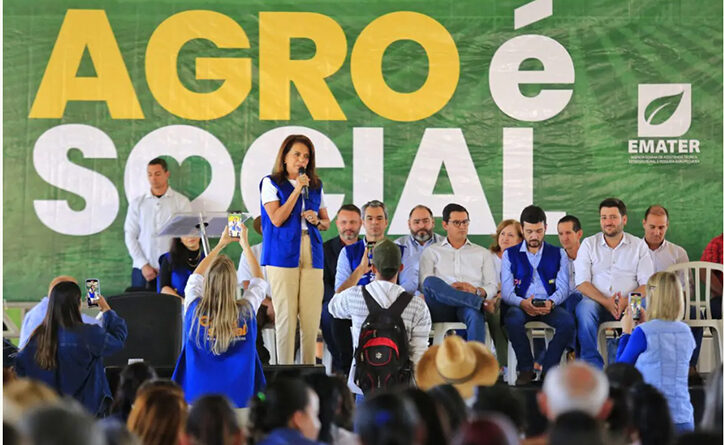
19, 275, 101, 349
20, 401, 106, 445
616, 271, 695, 432
629, 382, 674, 445
451, 414, 519, 445
172, 226, 267, 407
473, 384, 526, 435
355, 392, 422, 445
3, 378, 60, 424
548, 410, 605, 445
557, 215, 584, 353
487, 219, 523, 372
395, 205, 446, 296
330, 239, 431, 395
604, 362, 643, 390
102, 420, 142, 445
417, 335, 498, 403
125, 157, 192, 290
127, 384, 188, 445
330, 375, 356, 432
428, 384, 468, 438
15, 281, 127, 416
501, 205, 573, 384
158, 236, 204, 298
260, 134, 330, 365
419, 203, 497, 343
538, 361, 611, 420
305, 373, 358, 445
604, 386, 635, 445
402, 388, 448, 445
249, 377, 324, 445
574, 198, 654, 368
109, 361, 158, 423
322, 204, 362, 375
184, 394, 243, 445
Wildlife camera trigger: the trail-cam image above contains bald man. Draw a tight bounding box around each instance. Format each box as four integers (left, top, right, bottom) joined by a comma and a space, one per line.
538, 361, 612, 421
18, 276, 101, 349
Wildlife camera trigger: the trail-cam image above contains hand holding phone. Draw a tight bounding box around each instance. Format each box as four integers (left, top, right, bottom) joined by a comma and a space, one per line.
629, 292, 643, 321
85, 278, 100, 307
228, 211, 253, 238
531, 298, 547, 307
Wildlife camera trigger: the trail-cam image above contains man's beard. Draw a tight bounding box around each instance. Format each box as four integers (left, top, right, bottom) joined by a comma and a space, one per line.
341, 230, 358, 242
603, 225, 622, 238
527, 239, 541, 248
413, 229, 433, 243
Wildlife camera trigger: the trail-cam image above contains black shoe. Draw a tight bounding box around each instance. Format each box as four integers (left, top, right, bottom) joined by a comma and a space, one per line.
688, 366, 704, 386
516, 370, 536, 386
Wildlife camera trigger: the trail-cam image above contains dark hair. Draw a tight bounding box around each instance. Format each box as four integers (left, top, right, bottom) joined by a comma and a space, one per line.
644, 205, 669, 220
519, 205, 546, 226
599, 198, 627, 217
356, 392, 419, 445
427, 384, 467, 436
408, 205, 433, 219
270, 135, 321, 189
362, 200, 388, 220
701, 365, 723, 433
605, 386, 634, 443
331, 374, 355, 431
127, 385, 187, 445
148, 157, 168, 172
604, 362, 643, 390
110, 362, 158, 422
630, 383, 674, 445
401, 388, 447, 445
557, 215, 582, 233
249, 378, 312, 434
20, 403, 105, 445
168, 238, 201, 269
451, 415, 518, 445
548, 410, 605, 445
442, 203, 468, 223
473, 384, 526, 433
338, 203, 362, 216
675, 432, 724, 445
305, 374, 341, 443
31, 281, 83, 369
186, 395, 240, 445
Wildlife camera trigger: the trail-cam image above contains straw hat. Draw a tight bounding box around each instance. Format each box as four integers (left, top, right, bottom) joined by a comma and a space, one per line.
416, 335, 499, 400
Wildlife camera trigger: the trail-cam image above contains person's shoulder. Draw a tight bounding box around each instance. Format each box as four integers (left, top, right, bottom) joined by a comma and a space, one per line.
394, 235, 411, 246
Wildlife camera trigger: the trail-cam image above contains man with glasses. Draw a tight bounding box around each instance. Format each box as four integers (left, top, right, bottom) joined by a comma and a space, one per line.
418, 203, 497, 342
395, 205, 445, 297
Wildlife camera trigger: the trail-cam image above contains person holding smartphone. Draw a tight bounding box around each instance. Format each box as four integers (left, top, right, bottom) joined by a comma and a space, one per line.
157, 236, 205, 298
500, 205, 574, 386
259, 135, 330, 365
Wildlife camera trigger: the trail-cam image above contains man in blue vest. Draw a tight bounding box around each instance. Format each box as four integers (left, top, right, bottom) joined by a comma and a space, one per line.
501, 205, 574, 385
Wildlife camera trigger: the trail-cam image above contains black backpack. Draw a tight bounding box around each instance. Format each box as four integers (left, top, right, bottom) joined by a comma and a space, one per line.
353, 286, 414, 394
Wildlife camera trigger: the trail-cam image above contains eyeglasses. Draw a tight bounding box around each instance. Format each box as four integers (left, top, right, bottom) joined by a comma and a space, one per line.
448, 219, 470, 228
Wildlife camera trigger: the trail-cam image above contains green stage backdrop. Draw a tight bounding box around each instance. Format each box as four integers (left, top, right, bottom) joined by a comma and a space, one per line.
4, 0, 722, 301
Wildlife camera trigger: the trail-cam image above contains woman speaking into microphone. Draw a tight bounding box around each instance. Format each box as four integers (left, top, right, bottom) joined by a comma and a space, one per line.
260, 134, 330, 364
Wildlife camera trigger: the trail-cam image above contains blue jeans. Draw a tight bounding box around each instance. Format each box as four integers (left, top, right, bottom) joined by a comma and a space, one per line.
131, 268, 156, 291
575, 297, 617, 369
674, 421, 694, 434
690, 296, 722, 366
503, 303, 575, 373
422, 276, 486, 342
564, 292, 583, 352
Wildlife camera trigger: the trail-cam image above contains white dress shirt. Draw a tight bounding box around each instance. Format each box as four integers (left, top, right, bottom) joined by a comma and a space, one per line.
648, 239, 689, 273
395, 233, 446, 296
574, 232, 654, 296
124, 187, 192, 269
418, 237, 498, 298
237, 243, 269, 285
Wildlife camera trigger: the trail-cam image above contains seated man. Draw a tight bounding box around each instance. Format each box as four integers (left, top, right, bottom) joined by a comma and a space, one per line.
19, 275, 101, 349
419, 203, 497, 343
501, 205, 574, 385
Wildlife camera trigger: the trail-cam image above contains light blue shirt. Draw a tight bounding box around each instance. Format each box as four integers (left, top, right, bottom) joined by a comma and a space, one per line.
501, 241, 569, 307
395, 233, 445, 296
19, 297, 101, 349
334, 238, 417, 294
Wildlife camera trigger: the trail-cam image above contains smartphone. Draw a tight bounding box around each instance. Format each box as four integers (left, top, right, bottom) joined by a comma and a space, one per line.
85, 278, 100, 307
532, 298, 547, 307
366, 241, 376, 264
629, 292, 643, 320
227, 211, 252, 238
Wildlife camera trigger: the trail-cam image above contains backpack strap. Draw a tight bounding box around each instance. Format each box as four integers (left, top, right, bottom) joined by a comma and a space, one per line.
387, 291, 413, 318
361, 285, 383, 314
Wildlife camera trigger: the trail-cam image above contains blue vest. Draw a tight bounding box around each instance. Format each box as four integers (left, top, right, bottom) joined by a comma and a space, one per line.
635, 319, 695, 424
157, 252, 205, 297
507, 241, 561, 298
172, 299, 265, 408
259, 176, 324, 269
344, 239, 405, 286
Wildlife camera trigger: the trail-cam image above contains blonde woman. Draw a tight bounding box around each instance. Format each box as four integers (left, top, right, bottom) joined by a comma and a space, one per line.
172, 225, 269, 408
616, 271, 695, 433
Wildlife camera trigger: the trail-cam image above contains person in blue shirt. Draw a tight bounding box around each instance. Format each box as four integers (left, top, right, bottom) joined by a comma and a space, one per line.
172, 224, 269, 408
15, 281, 127, 416
501, 205, 573, 386
250, 377, 324, 445
19, 275, 102, 349
616, 271, 696, 433
157, 236, 204, 299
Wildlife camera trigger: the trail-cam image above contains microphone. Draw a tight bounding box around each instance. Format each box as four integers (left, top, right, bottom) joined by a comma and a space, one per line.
298, 166, 309, 200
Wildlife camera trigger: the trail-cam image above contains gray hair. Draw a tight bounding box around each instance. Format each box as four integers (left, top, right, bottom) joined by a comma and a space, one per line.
543, 361, 609, 419
361, 200, 388, 220
19, 399, 107, 445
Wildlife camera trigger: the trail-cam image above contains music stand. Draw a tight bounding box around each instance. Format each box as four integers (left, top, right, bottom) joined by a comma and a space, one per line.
158, 212, 229, 256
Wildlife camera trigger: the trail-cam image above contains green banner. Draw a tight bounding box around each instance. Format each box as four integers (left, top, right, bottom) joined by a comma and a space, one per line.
4, 0, 722, 301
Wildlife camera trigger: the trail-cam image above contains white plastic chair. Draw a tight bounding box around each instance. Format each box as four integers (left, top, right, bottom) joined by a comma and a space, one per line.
666, 261, 724, 368
507, 321, 557, 385
597, 320, 624, 367
430, 322, 495, 352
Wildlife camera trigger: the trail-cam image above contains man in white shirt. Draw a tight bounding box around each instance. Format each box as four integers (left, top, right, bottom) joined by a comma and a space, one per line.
395, 204, 445, 297
642, 205, 689, 273
124, 158, 192, 290
419, 203, 497, 343
558, 215, 584, 353
329, 239, 432, 395
574, 198, 654, 368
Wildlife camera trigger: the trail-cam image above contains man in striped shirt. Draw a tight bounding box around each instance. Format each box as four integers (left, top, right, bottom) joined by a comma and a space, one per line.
329, 239, 432, 395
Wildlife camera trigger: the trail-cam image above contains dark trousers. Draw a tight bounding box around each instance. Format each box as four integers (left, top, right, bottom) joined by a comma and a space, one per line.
321, 301, 353, 374
131, 268, 157, 291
